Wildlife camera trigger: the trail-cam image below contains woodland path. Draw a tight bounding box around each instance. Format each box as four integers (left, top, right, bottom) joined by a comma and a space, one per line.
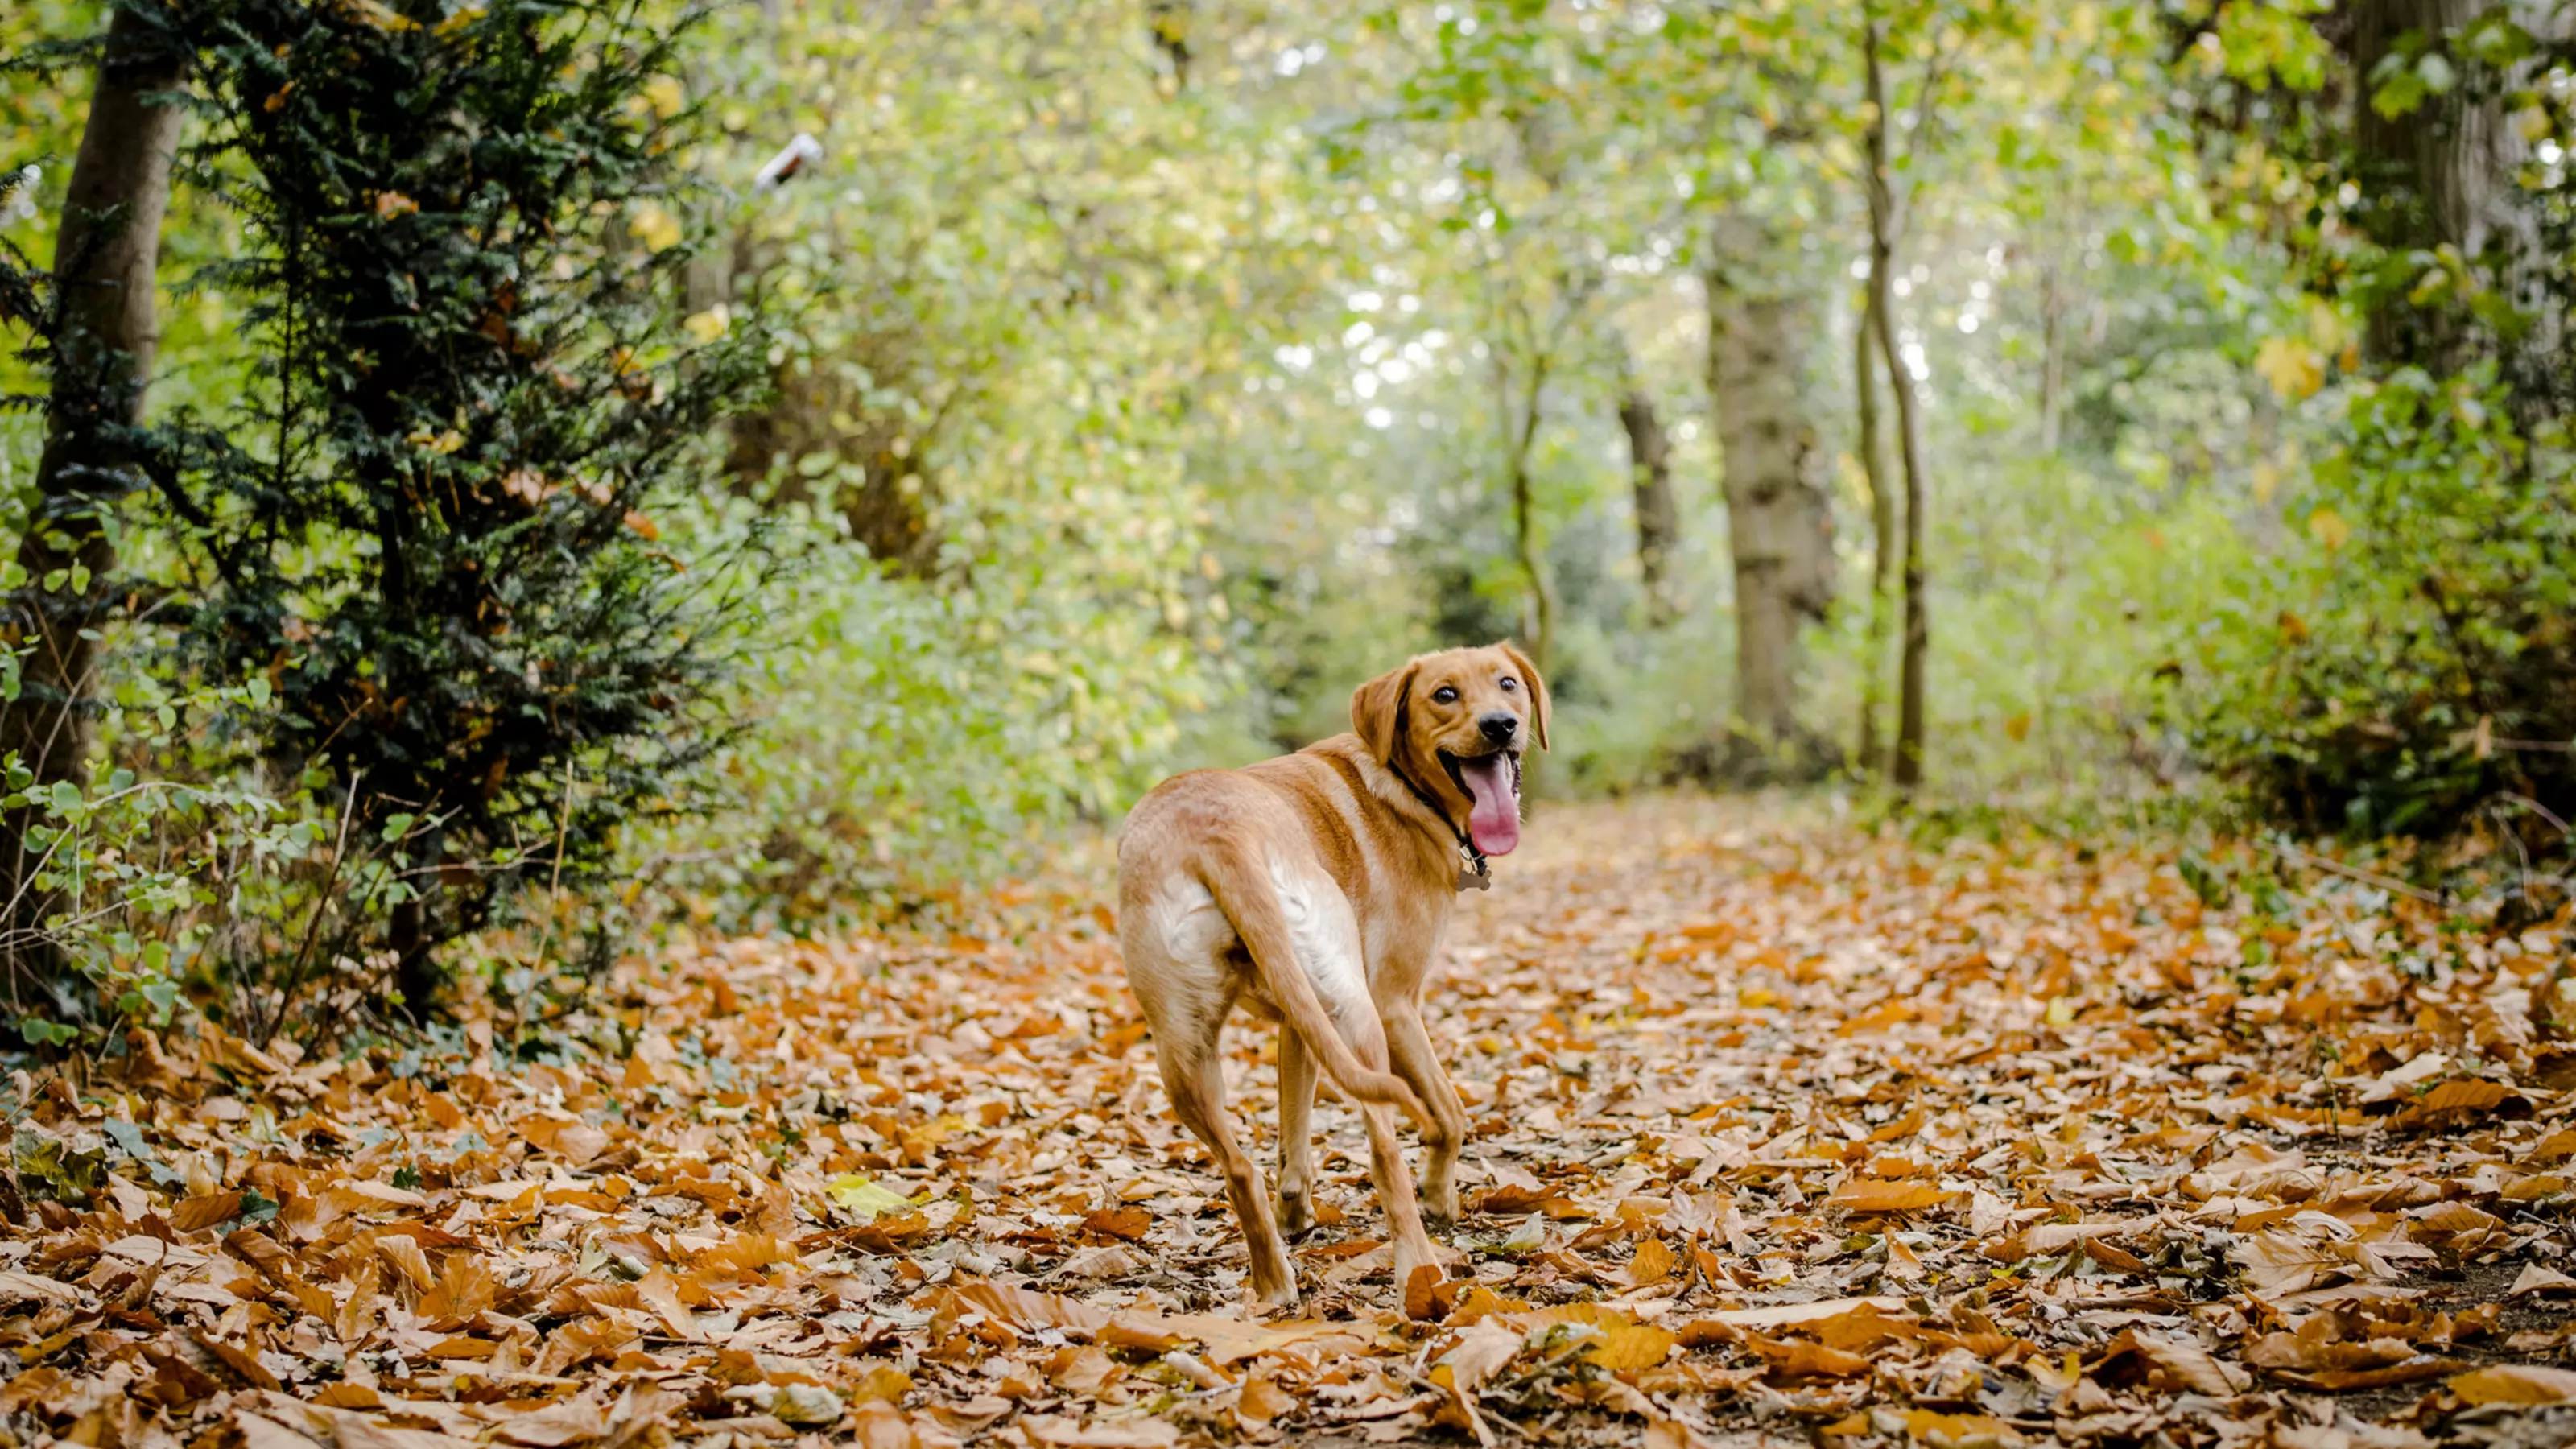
6, 798, 2575, 1448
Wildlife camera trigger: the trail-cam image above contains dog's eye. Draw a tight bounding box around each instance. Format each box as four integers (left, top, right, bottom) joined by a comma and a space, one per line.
1499, 677, 1519, 692
1431, 686, 1458, 705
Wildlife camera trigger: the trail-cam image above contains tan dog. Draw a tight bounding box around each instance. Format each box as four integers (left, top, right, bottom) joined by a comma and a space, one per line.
1116, 643, 1548, 1307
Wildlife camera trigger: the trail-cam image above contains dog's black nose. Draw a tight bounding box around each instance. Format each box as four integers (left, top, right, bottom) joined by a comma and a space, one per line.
1478, 712, 1519, 745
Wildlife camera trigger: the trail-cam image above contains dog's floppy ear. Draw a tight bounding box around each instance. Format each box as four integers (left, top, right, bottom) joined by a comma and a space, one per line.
1500, 642, 1551, 750
1351, 661, 1418, 765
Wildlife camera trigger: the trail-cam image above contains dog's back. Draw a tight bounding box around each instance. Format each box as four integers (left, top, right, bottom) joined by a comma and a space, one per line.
1117, 762, 1422, 1118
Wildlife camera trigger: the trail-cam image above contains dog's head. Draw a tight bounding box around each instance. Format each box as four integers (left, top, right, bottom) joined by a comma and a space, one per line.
1350, 642, 1550, 857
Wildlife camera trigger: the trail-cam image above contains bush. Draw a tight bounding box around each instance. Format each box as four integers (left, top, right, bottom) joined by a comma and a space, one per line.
632, 459, 1222, 934
140, 0, 766, 1010
2182, 367, 2575, 837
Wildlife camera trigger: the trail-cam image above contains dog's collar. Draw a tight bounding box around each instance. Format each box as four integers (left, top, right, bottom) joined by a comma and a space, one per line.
1389, 758, 1492, 893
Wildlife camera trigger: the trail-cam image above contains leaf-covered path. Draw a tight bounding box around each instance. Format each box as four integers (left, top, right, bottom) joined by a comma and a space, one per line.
10, 798, 2576, 1448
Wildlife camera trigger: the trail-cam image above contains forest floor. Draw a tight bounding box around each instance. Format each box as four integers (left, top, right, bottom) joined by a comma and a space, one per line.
7, 796, 2576, 1449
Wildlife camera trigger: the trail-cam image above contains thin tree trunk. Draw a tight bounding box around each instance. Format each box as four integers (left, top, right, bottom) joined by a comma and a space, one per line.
1501, 348, 1558, 672
2037, 258, 2066, 456
1616, 360, 1679, 627
1705, 217, 1835, 773
0, 3, 188, 997
1864, 17, 1932, 793
1854, 282, 1894, 775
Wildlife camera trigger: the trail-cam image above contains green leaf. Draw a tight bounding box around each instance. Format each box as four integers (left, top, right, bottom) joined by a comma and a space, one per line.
16, 1018, 77, 1047
2177, 852, 2233, 910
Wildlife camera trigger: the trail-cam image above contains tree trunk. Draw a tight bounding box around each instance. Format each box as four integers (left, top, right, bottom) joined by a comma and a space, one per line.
1616, 365, 1679, 627
1497, 349, 1558, 673
2346, 0, 2559, 417
0, 2, 188, 999
1704, 217, 1835, 773
1864, 19, 1932, 792
2037, 259, 2066, 456
1853, 282, 1895, 776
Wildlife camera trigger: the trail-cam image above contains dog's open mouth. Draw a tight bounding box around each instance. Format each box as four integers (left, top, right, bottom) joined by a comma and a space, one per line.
1439, 748, 1524, 857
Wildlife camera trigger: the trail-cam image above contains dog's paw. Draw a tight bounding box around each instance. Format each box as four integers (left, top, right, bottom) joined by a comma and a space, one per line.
1418, 1183, 1463, 1228
1250, 1274, 1302, 1312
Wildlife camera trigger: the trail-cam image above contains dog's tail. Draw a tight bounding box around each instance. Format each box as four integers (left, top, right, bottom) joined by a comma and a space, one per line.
1195, 841, 1430, 1125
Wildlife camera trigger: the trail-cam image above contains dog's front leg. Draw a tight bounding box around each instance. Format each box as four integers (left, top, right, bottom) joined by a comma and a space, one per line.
1385, 1004, 1472, 1225
1275, 1028, 1318, 1236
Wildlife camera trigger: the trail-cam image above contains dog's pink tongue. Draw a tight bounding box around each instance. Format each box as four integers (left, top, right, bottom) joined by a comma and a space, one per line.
1456, 756, 1521, 856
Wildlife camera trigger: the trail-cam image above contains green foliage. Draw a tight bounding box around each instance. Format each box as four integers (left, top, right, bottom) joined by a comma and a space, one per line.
135, 0, 766, 1001
638, 493, 1218, 931
2184, 367, 2574, 836
7, 0, 2572, 1037
631, 0, 1252, 921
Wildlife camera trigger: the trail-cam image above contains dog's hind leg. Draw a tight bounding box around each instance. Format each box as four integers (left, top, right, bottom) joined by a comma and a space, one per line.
1160, 1042, 1298, 1308
1385, 1003, 1471, 1225
1296, 996, 1439, 1302
1275, 1028, 1318, 1237
1359, 1092, 1440, 1303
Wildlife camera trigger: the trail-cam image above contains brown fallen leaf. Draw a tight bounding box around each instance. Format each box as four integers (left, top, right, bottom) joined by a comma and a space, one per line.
492, 1393, 612, 1447
2508, 1262, 2576, 1297
2091, 1329, 2250, 1397
1743, 1333, 1872, 1378
234, 1412, 323, 1449
2449, 1363, 2576, 1406
1081, 1206, 1150, 1241
1235, 1374, 1295, 1432
1623, 1234, 1676, 1287
171, 1191, 245, 1234
1827, 1179, 1955, 1214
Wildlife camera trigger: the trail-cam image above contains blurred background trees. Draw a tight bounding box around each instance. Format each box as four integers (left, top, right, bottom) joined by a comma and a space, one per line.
2, 0, 2571, 1044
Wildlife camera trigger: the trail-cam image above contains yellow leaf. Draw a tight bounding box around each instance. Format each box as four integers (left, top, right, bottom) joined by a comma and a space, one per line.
1519, 1303, 1676, 1372
352, 0, 419, 31
683, 305, 730, 344
2002, 712, 2031, 743
374, 191, 417, 221
827, 1174, 914, 1221
2255, 336, 2324, 401
2304, 299, 2350, 353
630, 202, 683, 253
642, 75, 687, 119
2307, 507, 2351, 551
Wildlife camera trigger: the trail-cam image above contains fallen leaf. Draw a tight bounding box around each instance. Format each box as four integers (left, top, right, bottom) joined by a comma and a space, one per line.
2449, 1363, 2576, 1406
